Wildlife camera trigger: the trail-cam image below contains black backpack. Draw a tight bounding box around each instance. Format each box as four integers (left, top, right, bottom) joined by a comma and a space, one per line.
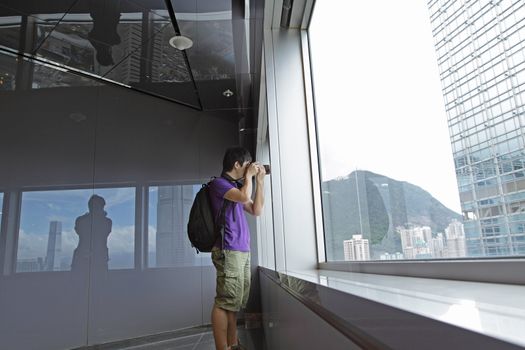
187, 179, 230, 253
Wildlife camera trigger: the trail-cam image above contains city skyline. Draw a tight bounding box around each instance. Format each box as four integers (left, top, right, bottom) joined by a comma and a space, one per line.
343, 219, 467, 261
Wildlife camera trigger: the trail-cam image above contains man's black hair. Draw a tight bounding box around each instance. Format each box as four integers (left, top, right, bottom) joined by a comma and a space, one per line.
88, 194, 106, 212
222, 146, 252, 173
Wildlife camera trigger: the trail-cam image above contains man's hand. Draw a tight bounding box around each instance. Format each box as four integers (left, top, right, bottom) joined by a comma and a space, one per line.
245, 162, 259, 178
256, 163, 266, 182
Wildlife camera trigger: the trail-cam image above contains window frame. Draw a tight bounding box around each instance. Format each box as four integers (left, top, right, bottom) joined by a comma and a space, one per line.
1, 184, 141, 275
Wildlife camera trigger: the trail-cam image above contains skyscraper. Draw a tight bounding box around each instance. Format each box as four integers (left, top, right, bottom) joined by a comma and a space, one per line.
45, 221, 62, 271
343, 234, 371, 261
428, 0, 525, 257
397, 225, 433, 259
156, 185, 197, 267
445, 219, 467, 257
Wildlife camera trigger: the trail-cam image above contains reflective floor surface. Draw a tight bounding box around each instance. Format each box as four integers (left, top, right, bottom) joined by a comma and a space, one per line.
76, 324, 266, 350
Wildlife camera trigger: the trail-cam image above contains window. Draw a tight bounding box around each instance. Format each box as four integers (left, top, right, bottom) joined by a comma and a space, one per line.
309, 0, 525, 261
148, 184, 209, 268
16, 187, 135, 273
94, 187, 135, 270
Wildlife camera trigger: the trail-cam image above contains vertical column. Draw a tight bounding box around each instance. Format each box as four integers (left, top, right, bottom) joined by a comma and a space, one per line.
15, 15, 36, 90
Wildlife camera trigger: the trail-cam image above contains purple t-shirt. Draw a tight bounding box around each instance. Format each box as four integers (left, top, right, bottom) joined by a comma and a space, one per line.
208, 177, 250, 252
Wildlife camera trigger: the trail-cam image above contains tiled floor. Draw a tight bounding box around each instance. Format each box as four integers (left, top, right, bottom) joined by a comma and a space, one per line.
107, 325, 265, 350
121, 331, 215, 350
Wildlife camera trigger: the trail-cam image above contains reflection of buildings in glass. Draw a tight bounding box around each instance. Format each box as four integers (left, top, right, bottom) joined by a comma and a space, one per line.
343, 234, 370, 261
17, 257, 45, 273
39, 29, 94, 67
156, 28, 190, 83
156, 186, 197, 267
34, 21, 95, 88
45, 221, 62, 271
428, 1, 525, 256
0, 71, 15, 91
100, 23, 143, 82
34, 15, 157, 83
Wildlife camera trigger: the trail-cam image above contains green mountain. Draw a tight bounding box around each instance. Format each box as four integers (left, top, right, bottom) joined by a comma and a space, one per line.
322, 170, 462, 260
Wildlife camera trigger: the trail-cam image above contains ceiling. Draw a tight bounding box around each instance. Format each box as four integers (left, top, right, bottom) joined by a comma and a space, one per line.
0, 0, 264, 123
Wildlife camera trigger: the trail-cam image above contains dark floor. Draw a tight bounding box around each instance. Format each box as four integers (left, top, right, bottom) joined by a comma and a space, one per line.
123, 327, 264, 350
79, 323, 266, 350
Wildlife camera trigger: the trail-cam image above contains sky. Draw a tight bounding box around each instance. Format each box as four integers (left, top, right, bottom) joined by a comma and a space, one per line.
17, 188, 137, 269
309, 1, 462, 213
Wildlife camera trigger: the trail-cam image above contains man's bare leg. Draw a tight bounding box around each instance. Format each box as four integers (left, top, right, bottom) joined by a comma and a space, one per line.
227, 311, 238, 347
212, 305, 229, 350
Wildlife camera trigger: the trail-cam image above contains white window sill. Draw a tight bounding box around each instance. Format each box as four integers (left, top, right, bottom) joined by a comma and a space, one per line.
283, 268, 525, 347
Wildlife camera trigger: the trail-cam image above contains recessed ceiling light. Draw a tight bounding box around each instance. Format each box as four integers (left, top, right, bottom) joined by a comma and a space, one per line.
223, 89, 234, 97
169, 35, 193, 50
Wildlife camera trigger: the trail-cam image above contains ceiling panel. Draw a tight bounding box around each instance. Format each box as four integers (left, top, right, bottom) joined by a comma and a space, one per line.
0, 0, 263, 120
0, 14, 22, 51
34, 1, 170, 74
0, 0, 79, 18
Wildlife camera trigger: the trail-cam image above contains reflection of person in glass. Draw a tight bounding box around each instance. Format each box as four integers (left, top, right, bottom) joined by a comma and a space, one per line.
71, 195, 112, 273
278, 273, 321, 305
88, 0, 121, 66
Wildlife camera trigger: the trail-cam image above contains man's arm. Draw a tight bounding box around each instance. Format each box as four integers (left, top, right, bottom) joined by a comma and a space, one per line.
243, 165, 265, 216
224, 176, 253, 204
223, 162, 258, 204
244, 180, 264, 216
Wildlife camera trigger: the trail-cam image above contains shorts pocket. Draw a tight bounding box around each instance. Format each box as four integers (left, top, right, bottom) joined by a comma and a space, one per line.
223, 252, 241, 300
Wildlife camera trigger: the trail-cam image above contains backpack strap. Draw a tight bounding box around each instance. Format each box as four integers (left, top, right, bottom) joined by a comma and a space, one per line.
213, 174, 242, 250
210, 176, 232, 250
217, 199, 231, 250
220, 172, 243, 223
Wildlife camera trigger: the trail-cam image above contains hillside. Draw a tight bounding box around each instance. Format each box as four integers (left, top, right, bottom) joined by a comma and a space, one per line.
322, 170, 462, 260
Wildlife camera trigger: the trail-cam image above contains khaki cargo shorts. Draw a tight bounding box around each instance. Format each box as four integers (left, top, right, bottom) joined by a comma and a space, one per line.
211, 247, 251, 312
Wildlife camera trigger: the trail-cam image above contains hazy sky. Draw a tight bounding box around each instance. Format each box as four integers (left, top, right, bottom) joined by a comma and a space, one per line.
309, 1, 462, 213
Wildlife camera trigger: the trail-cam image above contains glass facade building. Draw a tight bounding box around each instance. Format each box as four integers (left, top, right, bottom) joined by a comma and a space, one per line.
429, 0, 525, 256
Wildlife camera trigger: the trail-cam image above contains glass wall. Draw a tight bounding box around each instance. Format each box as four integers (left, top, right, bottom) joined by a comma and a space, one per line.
309, 0, 525, 261
0, 1, 261, 347
93, 187, 135, 270
0, 45, 236, 348
17, 189, 92, 272
147, 184, 212, 268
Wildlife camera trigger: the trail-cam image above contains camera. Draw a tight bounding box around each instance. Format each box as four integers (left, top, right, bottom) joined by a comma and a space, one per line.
250, 162, 270, 175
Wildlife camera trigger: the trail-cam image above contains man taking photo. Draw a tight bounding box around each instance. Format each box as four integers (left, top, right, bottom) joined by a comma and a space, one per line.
208, 146, 266, 350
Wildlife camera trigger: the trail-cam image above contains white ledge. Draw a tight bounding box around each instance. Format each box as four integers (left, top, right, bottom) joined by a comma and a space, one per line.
319, 259, 525, 285
284, 268, 525, 348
